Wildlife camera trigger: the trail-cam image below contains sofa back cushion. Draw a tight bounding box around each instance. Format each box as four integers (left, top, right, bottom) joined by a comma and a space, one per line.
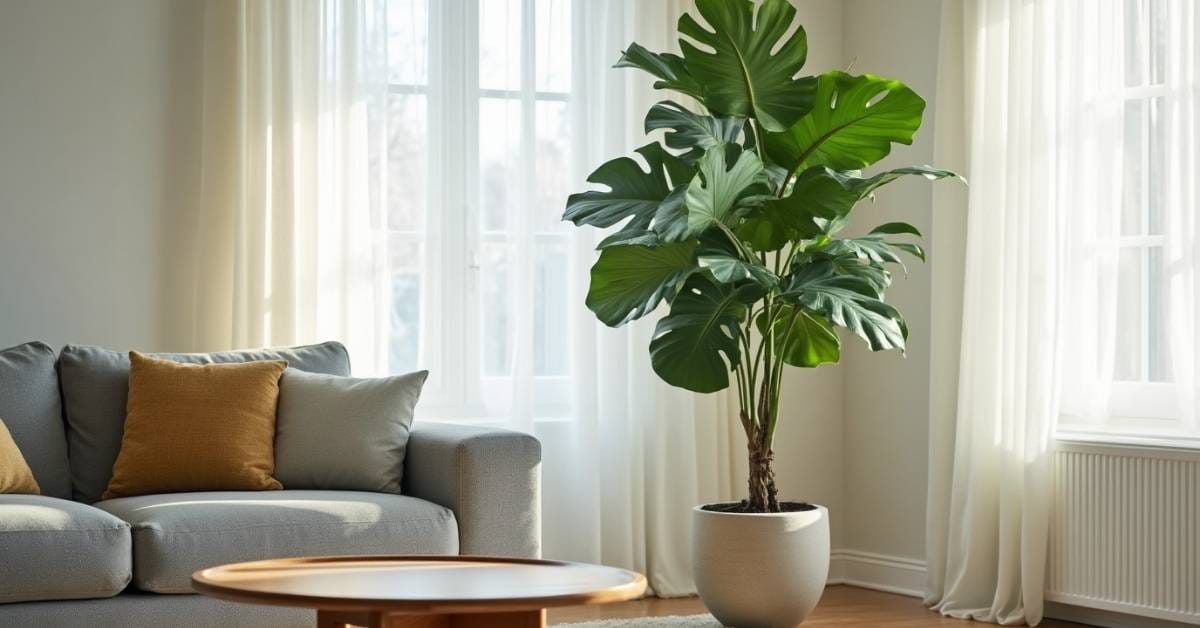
59, 341, 350, 503
0, 342, 71, 498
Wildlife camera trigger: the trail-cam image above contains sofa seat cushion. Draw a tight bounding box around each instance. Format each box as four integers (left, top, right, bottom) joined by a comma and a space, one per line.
94, 490, 458, 593
0, 495, 132, 603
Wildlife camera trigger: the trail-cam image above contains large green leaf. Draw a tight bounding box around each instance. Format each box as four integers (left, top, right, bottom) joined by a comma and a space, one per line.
616, 43, 705, 101
677, 144, 769, 239
645, 101, 744, 159
741, 165, 957, 248
782, 261, 907, 351
699, 253, 779, 289
765, 72, 926, 176
586, 242, 698, 327
678, 0, 816, 131
649, 273, 750, 393
756, 304, 841, 367
563, 143, 689, 230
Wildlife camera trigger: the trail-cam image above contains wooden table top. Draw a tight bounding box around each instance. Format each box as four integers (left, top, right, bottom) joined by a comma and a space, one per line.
192, 555, 648, 614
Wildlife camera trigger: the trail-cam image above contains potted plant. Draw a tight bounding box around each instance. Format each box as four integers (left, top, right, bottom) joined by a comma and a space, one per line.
562, 0, 957, 625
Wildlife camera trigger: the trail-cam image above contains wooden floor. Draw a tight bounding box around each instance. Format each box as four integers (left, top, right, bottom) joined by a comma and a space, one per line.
548, 585, 1093, 627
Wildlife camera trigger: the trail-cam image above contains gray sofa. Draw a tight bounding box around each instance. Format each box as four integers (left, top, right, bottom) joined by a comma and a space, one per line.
0, 341, 541, 627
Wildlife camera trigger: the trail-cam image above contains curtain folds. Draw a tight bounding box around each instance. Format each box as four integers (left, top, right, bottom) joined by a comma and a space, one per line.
925, 1, 1063, 624
192, 0, 391, 373
927, 1, 1199, 624
190, 0, 734, 596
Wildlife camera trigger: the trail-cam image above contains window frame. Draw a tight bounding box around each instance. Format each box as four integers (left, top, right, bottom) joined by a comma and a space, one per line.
384, 0, 573, 422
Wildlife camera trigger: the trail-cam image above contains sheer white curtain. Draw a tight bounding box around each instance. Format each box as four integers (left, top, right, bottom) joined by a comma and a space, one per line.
927, 1, 1199, 624
190, 0, 736, 596
190, 0, 391, 373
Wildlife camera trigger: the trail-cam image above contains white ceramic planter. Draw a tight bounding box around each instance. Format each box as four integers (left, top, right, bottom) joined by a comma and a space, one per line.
692, 504, 830, 628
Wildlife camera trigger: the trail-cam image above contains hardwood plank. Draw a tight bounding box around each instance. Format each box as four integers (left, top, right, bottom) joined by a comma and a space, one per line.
547, 586, 1094, 627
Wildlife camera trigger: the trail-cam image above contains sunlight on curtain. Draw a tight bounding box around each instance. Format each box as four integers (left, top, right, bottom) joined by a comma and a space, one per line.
926, 0, 1199, 624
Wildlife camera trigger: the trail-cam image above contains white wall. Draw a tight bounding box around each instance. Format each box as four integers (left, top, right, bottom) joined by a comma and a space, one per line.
839, 0, 944, 562
0, 0, 202, 351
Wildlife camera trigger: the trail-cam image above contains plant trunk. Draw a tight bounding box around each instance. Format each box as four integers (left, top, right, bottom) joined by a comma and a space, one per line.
747, 426, 780, 513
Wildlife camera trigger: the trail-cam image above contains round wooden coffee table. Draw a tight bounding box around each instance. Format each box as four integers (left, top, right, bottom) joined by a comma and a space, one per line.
192, 555, 647, 628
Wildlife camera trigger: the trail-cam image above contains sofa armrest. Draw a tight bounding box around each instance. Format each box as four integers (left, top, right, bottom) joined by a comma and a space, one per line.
403, 422, 541, 558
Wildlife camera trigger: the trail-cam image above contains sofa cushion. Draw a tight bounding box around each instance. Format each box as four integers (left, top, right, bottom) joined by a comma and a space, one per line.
275, 368, 429, 493
0, 494, 132, 603
58, 341, 351, 503
94, 490, 458, 594
103, 354, 288, 499
0, 342, 71, 498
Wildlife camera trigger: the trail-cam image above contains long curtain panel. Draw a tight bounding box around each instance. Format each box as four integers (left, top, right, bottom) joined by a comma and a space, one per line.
926, 0, 1199, 625
189, 0, 736, 596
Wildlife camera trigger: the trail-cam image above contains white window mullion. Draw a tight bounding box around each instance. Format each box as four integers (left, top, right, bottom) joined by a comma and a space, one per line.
424, 0, 479, 411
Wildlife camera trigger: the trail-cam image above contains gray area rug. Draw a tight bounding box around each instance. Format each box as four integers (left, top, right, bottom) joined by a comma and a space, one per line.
554, 615, 721, 627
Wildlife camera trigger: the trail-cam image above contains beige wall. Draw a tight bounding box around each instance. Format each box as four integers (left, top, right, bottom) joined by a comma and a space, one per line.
763, 0, 848, 550
839, 0, 944, 562
0, 0, 202, 351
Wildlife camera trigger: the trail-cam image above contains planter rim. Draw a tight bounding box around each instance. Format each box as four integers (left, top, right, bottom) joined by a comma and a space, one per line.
693, 503, 827, 518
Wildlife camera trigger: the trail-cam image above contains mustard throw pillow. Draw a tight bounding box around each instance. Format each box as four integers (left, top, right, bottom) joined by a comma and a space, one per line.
102, 352, 287, 499
0, 417, 40, 494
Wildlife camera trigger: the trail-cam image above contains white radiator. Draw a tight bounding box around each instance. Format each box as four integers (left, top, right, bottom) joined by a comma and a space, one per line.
1047, 441, 1200, 624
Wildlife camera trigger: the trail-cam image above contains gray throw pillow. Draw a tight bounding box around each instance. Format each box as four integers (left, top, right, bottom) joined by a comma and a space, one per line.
274, 368, 428, 493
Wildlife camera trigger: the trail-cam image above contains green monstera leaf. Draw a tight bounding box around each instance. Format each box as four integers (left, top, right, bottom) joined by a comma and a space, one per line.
563, 142, 690, 231
734, 165, 955, 250
649, 273, 752, 393
756, 304, 841, 367
782, 260, 907, 352
586, 241, 698, 327
667, 144, 769, 240
616, 43, 705, 101
645, 101, 744, 159
677, 0, 816, 131
765, 72, 926, 177
699, 253, 779, 289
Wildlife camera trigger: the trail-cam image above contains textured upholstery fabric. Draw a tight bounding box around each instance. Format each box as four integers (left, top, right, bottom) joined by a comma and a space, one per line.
58, 341, 350, 503
103, 354, 287, 499
275, 368, 428, 493
0, 495, 131, 604
0, 342, 71, 498
95, 490, 458, 593
0, 418, 40, 494
0, 592, 310, 628
404, 423, 542, 558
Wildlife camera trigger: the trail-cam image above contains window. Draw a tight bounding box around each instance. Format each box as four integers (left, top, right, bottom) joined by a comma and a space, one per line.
383, 0, 574, 421
1058, 0, 1198, 444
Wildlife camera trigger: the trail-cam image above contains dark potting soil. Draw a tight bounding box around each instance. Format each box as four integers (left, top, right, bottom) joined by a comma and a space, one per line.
700, 500, 817, 514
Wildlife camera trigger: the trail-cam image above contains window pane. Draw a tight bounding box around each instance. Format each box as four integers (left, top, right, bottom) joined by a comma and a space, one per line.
534, 238, 569, 375
535, 0, 571, 92
1120, 99, 1146, 236
1147, 96, 1165, 235
480, 241, 511, 376
535, 99, 570, 229
388, 93, 427, 231
479, 97, 521, 231
1123, 0, 1169, 87
1113, 248, 1143, 381
1147, 247, 1171, 382
389, 237, 423, 374
479, 0, 522, 92
388, 0, 428, 85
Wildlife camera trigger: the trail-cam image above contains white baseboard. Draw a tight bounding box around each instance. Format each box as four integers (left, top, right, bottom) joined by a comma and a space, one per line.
823, 548, 1200, 627
827, 549, 926, 598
